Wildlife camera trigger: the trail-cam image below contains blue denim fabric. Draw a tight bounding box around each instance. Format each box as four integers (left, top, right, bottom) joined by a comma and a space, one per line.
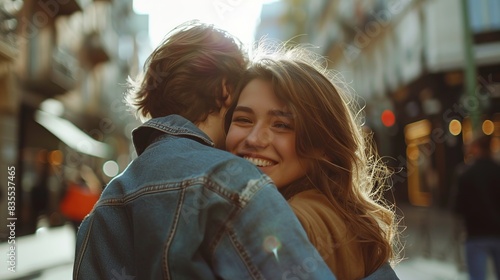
363, 263, 399, 280
73, 115, 336, 280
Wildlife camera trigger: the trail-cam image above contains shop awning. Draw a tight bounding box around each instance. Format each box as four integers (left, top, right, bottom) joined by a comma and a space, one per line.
34, 110, 112, 158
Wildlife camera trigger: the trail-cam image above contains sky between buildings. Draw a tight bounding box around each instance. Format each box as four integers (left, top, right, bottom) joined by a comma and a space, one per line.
133, 0, 274, 48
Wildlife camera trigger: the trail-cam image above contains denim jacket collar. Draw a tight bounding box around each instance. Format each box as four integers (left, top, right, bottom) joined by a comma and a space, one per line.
132, 115, 214, 156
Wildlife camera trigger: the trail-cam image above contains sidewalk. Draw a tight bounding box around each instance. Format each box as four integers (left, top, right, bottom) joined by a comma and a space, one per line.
394, 256, 468, 280
0, 224, 75, 280
393, 204, 497, 280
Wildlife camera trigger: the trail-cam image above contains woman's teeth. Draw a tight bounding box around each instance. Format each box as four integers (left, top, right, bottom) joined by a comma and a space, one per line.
243, 156, 274, 167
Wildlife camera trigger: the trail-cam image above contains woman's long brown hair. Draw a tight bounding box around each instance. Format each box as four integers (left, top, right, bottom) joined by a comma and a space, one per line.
225, 44, 401, 274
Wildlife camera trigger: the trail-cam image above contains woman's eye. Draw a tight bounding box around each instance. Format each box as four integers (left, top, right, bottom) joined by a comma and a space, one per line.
274, 122, 293, 130
232, 117, 252, 124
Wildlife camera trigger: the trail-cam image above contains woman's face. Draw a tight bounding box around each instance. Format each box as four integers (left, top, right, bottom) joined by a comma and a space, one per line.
226, 79, 307, 188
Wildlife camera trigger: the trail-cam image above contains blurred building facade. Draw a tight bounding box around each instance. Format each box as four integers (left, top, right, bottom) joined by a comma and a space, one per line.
0, 0, 149, 239
256, 0, 500, 208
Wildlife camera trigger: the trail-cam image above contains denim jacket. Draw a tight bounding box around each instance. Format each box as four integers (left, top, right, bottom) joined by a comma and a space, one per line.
73, 115, 337, 280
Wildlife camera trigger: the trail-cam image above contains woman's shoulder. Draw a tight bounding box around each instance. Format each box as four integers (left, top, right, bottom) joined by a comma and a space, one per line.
287, 189, 346, 231
288, 189, 330, 209
287, 189, 366, 279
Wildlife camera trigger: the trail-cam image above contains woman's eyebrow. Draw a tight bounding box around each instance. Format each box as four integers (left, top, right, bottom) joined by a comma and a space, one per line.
233, 106, 253, 113
269, 109, 294, 119
234, 106, 293, 118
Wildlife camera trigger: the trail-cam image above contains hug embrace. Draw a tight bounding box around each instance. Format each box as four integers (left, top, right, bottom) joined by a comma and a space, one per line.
73, 20, 400, 280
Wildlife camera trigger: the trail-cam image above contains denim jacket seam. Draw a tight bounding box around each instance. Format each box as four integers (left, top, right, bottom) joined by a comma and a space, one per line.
226, 225, 264, 280
95, 181, 195, 207
208, 206, 263, 280
73, 214, 95, 279
205, 180, 242, 205
238, 176, 273, 206
94, 177, 244, 215
162, 187, 187, 280
143, 122, 213, 147
209, 176, 272, 251
204, 176, 272, 210
207, 177, 273, 279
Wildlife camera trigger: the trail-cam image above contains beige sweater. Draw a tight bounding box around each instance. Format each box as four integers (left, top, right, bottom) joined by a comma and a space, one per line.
288, 189, 366, 280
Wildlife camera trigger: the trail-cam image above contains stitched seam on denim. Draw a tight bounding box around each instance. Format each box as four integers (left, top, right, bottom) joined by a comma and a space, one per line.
162, 186, 186, 280
240, 176, 273, 206
143, 122, 213, 146
73, 215, 94, 279
209, 176, 271, 255
94, 181, 193, 207
227, 226, 263, 280
204, 180, 241, 205
93, 177, 240, 209
204, 176, 271, 209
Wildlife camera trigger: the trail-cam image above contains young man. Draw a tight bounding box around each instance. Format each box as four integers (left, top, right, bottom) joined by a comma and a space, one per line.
73, 21, 336, 279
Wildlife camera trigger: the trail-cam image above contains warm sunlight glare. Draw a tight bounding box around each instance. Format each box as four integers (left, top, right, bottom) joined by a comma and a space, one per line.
133, 0, 271, 48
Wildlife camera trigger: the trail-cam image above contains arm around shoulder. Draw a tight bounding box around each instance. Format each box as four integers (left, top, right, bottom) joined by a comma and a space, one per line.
211, 181, 336, 280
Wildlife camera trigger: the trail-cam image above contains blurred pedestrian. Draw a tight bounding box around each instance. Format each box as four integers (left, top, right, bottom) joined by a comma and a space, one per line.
454, 134, 500, 280
59, 165, 101, 234
73, 20, 336, 280
30, 150, 50, 232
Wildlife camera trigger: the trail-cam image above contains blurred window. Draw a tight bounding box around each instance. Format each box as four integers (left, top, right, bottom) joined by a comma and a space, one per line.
468, 0, 500, 33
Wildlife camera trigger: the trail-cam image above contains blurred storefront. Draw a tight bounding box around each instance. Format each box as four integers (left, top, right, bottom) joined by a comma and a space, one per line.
256, 0, 500, 208
0, 0, 149, 240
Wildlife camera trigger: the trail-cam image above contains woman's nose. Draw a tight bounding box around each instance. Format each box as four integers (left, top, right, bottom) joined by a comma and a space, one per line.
245, 126, 271, 148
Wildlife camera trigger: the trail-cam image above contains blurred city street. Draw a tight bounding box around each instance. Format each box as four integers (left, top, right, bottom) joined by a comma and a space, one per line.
393, 203, 497, 280
394, 204, 468, 280
0, 202, 497, 279
1, 0, 500, 279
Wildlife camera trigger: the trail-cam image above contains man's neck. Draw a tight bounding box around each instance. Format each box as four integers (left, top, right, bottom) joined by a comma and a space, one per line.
197, 113, 225, 149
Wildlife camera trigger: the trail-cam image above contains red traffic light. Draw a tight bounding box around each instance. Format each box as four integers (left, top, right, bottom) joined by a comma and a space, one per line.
381, 109, 395, 127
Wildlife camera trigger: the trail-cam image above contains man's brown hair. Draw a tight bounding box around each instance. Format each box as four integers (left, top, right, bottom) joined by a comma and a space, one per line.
126, 20, 247, 123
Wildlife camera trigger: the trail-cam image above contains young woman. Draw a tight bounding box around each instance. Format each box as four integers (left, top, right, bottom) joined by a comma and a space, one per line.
225, 46, 400, 279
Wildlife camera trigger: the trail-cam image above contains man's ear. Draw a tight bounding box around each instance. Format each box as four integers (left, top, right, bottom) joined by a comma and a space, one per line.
221, 79, 232, 108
